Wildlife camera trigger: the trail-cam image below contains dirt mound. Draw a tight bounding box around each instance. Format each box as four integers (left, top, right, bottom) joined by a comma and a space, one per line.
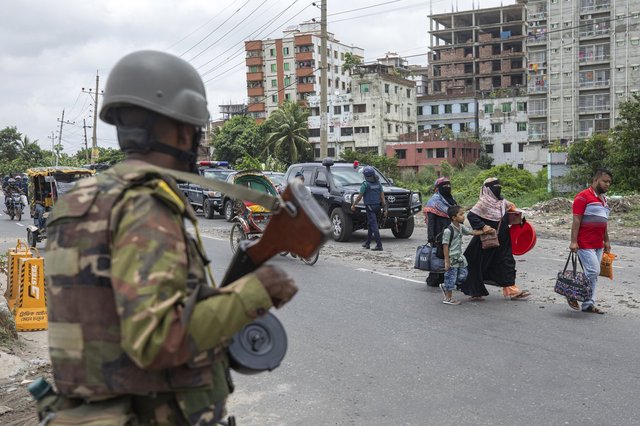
530, 197, 573, 213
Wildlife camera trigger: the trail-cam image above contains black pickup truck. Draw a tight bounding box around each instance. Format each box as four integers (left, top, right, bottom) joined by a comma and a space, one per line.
284, 159, 422, 242
179, 161, 234, 219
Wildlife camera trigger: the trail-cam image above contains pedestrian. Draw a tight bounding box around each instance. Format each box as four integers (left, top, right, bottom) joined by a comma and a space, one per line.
568, 168, 612, 314
351, 166, 387, 251
44, 50, 298, 424
462, 177, 531, 300
440, 205, 494, 305
423, 177, 457, 287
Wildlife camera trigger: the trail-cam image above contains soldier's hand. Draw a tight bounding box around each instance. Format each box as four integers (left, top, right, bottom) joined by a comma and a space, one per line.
254, 265, 298, 309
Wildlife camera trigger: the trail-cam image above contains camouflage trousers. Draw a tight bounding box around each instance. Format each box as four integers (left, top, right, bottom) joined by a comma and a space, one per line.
131, 394, 226, 425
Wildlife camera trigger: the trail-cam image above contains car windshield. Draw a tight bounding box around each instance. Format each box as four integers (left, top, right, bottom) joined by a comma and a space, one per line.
266, 174, 285, 186
203, 169, 234, 180
331, 166, 390, 186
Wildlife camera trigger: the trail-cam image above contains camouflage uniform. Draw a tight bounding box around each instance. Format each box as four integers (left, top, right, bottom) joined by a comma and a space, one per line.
45, 159, 273, 425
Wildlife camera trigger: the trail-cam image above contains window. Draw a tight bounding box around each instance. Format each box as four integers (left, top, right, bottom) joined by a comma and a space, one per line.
394, 86, 398, 94
484, 104, 494, 114
387, 124, 392, 133
343, 105, 350, 112
283, 47, 289, 56
308, 128, 320, 137
406, 89, 411, 97
284, 63, 290, 71
518, 143, 526, 152
271, 79, 277, 87
444, 104, 452, 114
341, 127, 353, 136
248, 65, 259, 73
517, 101, 527, 112
501, 102, 512, 113
407, 107, 411, 116
460, 103, 469, 112
354, 104, 366, 113
417, 106, 423, 115
491, 123, 502, 133
431, 105, 439, 114
334, 106, 341, 114
426, 148, 434, 158
386, 104, 391, 113
395, 149, 407, 159
271, 95, 278, 102
360, 83, 370, 93
486, 144, 494, 153
269, 48, 276, 57
385, 84, 390, 93
517, 122, 527, 131
354, 126, 369, 134
334, 65, 339, 73
334, 50, 338, 59
285, 93, 291, 101
394, 105, 398, 113
503, 143, 512, 153
270, 64, 277, 72
284, 76, 291, 86
436, 148, 446, 158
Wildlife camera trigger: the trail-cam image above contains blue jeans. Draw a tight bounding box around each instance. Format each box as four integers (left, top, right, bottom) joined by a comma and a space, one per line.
365, 204, 382, 248
444, 265, 468, 291
577, 248, 603, 310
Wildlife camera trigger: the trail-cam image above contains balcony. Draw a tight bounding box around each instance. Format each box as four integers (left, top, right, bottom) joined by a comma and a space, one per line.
579, 28, 610, 38
528, 109, 547, 117
527, 85, 548, 93
296, 67, 314, 77
528, 132, 547, 140
580, 1, 610, 14
297, 83, 315, 93
579, 79, 610, 89
247, 86, 264, 97
246, 56, 263, 67
528, 11, 547, 20
246, 71, 263, 81
527, 35, 548, 45
295, 51, 314, 61
247, 103, 265, 112
578, 53, 610, 63
578, 104, 611, 113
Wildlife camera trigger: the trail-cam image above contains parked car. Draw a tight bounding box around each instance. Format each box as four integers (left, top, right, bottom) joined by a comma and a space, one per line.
262, 171, 286, 192
283, 159, 422, 242
179, 161, 234, 219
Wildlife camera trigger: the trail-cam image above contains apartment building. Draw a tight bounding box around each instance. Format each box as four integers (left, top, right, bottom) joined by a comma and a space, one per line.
244, 21, 364, 125
526, 0, 640, 144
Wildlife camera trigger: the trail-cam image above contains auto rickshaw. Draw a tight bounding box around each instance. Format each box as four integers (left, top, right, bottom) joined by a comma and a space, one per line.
25, 166, 96, 247
228, 170, 279, 254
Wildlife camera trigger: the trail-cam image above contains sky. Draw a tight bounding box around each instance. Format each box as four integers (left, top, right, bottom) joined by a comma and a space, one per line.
1, 0, 506, 155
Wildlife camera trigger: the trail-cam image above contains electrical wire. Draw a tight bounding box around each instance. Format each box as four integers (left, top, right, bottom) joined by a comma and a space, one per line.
167, 0, 241, 51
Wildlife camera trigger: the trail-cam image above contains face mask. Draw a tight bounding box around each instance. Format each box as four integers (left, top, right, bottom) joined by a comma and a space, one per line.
439, 185, 451, 197
489, 185, 502, 199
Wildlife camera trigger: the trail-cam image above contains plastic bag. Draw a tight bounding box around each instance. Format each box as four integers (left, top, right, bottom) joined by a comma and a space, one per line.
599, 252, 616, 280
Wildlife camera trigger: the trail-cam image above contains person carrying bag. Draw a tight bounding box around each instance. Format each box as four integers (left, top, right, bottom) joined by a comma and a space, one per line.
554, 252, 592, 304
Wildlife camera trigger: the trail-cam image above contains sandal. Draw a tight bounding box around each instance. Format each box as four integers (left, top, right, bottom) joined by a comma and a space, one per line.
443, 298, 461, 305
566, 298, 580, 311
469, 296, 485, 301
439, 283, 447, 299
510, 290, 531, 300
583, 306, 605, 315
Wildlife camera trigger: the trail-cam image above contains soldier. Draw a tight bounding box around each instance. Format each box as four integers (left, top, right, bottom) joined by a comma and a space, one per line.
44, 50, 298, 425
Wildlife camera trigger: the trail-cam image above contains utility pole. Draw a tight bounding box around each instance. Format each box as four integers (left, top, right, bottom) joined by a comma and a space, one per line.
56, 109, 74, 167
83, 118, 91, 163
320, 0, 328, 158
48, 132, 56, 166
82, 71, 102, 163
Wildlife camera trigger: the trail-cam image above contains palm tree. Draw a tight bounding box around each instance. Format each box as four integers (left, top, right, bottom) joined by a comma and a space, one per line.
263, 101, 310, 165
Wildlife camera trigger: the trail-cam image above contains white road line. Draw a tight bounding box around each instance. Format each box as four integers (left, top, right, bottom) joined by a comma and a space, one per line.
356, 268, 424, 284
14, 223, 25, 227
200, 234, 225, 241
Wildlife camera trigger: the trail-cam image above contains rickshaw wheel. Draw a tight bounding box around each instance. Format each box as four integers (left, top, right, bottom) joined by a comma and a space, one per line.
302, 250, 319, 266
230, 223, 247, 254
27, 229, 38, 248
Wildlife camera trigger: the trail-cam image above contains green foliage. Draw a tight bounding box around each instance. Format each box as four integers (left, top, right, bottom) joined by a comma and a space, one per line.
610, 94, 640, 192
235, 154, 263, 171
342, 52, 362, 74
263, 101, 311, 165
476, 152, 493, 169
566, 133, 611, 187
212, 115, 263, 165
439, 161, 454, 180
339, 150, 399, 179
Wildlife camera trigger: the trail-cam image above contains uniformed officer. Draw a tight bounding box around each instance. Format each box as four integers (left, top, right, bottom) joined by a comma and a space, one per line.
44, 50, 298, 425
350, 166, 386, 251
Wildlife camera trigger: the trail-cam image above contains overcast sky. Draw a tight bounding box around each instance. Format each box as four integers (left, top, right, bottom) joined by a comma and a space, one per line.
1, 0, 506, 155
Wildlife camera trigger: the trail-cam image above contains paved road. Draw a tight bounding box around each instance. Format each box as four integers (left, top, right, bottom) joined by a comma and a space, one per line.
2, 198, 640, 425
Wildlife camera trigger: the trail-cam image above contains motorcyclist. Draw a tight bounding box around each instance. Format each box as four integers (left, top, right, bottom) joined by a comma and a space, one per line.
4, 178, 27, 213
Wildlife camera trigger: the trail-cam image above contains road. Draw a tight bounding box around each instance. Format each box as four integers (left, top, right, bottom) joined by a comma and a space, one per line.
1, 200, 640, 425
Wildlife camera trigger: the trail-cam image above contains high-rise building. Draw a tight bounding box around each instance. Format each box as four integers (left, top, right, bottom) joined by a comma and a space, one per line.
526, 0, 640, 145
244, 21, 364, 126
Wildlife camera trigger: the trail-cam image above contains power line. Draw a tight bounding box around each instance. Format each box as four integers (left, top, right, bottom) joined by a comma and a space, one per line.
167, 0, 241, 51
326, 0, 406, 17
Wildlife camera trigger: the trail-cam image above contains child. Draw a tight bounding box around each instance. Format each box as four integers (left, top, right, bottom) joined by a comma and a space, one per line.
440, 205, 495, 305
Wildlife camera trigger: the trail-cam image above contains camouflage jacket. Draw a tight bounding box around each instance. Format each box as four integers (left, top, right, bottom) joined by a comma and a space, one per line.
45, 160, 272, 423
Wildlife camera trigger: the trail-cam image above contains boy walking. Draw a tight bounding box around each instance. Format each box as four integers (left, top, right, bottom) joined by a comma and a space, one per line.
440, 205, 494, 305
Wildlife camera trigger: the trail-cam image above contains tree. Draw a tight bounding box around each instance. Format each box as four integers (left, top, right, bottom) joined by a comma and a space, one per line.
262, 101, 311, 165
0, 126, 22, 163
342, 52, 362, 75
339, 150, 399, 180
212, 115, 263, 165
566, 133, 611, 187
610, 94, 640, 191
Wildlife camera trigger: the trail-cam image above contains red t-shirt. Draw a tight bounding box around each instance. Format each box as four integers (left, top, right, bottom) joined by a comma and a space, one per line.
572, 188, 610, 249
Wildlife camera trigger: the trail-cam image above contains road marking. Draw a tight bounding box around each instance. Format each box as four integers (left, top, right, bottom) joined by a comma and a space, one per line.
15, 223, 25, 227
200, 234, 225, 241
356, 268, 424, 283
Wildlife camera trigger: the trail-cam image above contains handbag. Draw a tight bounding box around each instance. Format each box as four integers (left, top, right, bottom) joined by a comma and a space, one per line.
554, 252, 592, 302
414, 244, 445, 272
479, 221, 501, 249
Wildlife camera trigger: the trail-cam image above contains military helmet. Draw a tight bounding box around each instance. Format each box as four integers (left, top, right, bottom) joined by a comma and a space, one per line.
362, 166, 375, 178
100, 50, 209, 127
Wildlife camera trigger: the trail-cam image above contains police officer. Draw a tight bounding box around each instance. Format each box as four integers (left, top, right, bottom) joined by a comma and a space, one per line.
350, 166, 386, 251
44, 50, 298, 425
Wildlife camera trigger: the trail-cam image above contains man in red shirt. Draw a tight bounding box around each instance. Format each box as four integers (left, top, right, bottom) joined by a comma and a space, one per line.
569, 168, 613, 313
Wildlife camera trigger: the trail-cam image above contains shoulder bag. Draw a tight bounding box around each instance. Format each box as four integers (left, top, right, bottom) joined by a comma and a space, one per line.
479, 220, 500, 249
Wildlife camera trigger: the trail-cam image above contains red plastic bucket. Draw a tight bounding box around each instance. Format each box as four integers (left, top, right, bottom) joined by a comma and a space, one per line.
510, 221, 537, 256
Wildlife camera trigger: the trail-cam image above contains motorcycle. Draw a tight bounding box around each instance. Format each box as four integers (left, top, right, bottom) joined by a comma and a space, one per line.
4, 193, 24, 221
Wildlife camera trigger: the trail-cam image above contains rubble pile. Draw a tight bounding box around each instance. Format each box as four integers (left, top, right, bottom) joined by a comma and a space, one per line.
530, 197, 573, 214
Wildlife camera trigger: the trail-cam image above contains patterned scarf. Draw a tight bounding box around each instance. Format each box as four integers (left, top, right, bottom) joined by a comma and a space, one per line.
470, 177, 508, 222
423, 178, 456, 219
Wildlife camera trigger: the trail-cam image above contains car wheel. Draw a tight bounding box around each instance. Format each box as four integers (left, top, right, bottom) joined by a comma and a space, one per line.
330, 209, 353, 242
203, 199, 214, 219
391, 216, 414, 239
224, 200, 234, 222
